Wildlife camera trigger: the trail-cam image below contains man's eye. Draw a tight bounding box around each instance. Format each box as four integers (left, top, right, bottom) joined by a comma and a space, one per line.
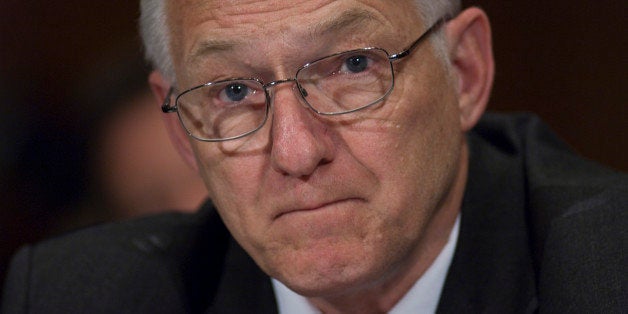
221, 83, 250, 102
342, 55, 369, 73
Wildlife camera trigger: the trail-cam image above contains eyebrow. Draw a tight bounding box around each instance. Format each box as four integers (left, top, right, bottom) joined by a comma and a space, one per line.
190, 8, 380, 61
309, 8, 378, 38
191, 39, 238, 61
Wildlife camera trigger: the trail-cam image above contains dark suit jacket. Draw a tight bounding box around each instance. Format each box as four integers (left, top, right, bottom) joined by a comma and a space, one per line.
3, 113, 627, 313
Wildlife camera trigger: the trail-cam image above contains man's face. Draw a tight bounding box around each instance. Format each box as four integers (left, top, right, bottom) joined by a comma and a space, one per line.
167, 0, 466, 296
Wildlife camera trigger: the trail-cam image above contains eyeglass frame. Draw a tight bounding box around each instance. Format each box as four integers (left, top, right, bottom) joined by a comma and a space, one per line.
161, 15, 451, 142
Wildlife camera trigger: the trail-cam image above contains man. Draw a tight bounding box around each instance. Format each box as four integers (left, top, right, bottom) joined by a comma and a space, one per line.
3, 1, 626, 313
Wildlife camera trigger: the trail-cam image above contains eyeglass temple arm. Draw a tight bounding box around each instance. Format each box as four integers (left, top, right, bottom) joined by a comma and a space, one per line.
388, 15, 452, 61
161, 87, 177, 113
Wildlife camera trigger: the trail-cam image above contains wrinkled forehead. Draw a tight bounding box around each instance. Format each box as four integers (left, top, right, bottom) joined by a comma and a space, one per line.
166, 0, 421, 29
165, 0, 423, 82
168, 0, 340, 28
166, 0, 422, 48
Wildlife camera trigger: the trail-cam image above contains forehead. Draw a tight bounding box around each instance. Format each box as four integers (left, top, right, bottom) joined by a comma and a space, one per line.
167, 0, 419, 30
167, 1, 421, 48
166, 0, 422, 82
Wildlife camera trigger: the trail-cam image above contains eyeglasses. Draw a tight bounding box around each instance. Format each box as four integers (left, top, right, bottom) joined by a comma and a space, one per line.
162, 17, 449, 142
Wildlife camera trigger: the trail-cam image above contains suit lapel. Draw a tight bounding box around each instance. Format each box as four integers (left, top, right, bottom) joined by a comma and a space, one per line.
206, 238, 278, 314
436, 129, 538, 313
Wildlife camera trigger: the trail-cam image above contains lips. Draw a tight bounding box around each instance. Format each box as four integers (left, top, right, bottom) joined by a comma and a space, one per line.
273, 198, 363, 220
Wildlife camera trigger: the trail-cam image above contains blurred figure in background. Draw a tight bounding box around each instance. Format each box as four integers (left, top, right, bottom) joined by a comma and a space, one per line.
1, 52, 207, 292
65, 53, 208, 226
88, 87, 207, 220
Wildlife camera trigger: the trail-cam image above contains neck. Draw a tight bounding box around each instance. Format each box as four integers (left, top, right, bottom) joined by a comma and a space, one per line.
307, 144, 468, 314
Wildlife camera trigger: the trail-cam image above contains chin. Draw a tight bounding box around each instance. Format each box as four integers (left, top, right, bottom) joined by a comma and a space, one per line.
266, 238, 397, 298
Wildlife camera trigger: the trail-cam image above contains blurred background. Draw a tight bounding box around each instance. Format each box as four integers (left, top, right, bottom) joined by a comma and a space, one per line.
1, 0, 626, 293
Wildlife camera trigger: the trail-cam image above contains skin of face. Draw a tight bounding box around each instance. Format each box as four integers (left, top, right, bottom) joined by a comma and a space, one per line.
151, 0, 493, 311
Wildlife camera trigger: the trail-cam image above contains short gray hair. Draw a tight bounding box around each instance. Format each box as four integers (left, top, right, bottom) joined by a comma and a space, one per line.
139, 0, 461, 82
413, 0, 461, 63
139, 0, 174, 80
414, 0, 461, 24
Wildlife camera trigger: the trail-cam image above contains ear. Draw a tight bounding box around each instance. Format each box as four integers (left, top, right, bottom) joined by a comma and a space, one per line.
445, 7, 495, 132
148, 71, 200, 172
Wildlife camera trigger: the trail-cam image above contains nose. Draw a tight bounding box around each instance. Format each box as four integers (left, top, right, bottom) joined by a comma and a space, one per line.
268, 83, 335, 177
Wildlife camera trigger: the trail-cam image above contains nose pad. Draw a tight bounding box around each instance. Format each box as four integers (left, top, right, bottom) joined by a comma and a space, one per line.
265, 79, 315, 116
297, 83, 308, 97
290, 83, 314, 112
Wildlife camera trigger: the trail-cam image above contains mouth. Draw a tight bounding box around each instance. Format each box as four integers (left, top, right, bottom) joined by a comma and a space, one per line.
273, 198, 363, 220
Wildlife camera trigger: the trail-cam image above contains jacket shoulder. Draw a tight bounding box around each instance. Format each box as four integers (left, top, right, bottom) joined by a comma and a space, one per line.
2, 204, 230, 314
473, 112, 627, 207
472, 113, 627, 311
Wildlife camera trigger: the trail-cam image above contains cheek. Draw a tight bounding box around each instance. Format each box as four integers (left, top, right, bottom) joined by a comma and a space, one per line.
348, 79, 461, 221
192, 143, 268, 237
192, 130, 270, 199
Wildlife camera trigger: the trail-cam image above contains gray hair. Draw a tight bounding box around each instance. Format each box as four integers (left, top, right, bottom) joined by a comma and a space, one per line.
413, 0, 461, 64
139, 0, 461, 82
414, 0, 461, 23
139, 0, 174, 80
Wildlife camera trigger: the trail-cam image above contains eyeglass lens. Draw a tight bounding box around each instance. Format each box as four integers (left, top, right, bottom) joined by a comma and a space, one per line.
176, 48, 394, 141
